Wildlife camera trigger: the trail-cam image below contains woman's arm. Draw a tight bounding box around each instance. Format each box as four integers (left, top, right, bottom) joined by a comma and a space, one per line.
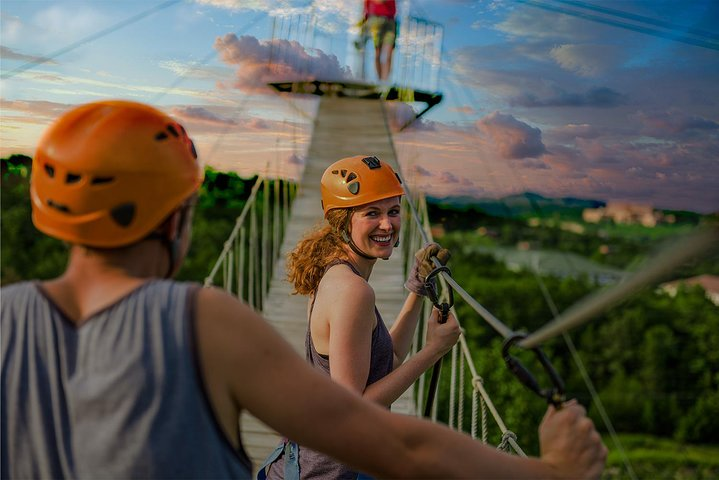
388, 291, 423, 364
314, 268, 458, 406
195, 286, 607, 479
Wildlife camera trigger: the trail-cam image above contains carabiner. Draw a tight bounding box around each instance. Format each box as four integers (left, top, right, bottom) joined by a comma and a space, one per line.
502, 333, 566, 408
424, 265, 453, 323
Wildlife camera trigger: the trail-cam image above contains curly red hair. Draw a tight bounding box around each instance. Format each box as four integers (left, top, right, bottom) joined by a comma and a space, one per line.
286, 208, 353, 295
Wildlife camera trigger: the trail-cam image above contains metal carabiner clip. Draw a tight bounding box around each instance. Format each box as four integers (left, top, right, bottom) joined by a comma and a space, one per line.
424, 265, 453, 323
502, 333, 566, 408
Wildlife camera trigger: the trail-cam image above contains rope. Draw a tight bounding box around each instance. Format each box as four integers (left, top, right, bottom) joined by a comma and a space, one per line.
497, 431, 518, 453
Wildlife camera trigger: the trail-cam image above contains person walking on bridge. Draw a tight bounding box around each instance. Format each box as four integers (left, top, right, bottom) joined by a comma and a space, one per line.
1, 101, 607, 480
361, 0, 397, 81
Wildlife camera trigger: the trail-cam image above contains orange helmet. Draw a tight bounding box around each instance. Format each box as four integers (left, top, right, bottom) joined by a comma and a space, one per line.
320, 155, 404, 216
31, 100, 203, 248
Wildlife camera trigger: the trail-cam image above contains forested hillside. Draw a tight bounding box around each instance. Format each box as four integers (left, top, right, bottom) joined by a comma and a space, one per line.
427, 200, 718, 479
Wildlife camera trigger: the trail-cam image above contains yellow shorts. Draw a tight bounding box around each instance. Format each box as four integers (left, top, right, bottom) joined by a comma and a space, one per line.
365, 16, 397, 48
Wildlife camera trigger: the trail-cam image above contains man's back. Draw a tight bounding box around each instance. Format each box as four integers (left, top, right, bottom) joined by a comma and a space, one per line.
1, 280, 252, 479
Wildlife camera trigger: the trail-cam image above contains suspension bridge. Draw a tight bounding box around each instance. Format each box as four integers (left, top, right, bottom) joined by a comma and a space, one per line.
4, 2, 718, 478
195, 8, 719, 477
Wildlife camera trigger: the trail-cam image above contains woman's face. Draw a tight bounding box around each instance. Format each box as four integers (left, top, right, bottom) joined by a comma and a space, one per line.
349, 196, 401, 259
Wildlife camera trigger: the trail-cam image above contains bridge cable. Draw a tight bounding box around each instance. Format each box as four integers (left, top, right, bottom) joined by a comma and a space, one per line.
2, 0, 182, 80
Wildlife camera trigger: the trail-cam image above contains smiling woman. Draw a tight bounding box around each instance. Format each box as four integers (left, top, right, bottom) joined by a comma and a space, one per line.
262, 155, 459, 480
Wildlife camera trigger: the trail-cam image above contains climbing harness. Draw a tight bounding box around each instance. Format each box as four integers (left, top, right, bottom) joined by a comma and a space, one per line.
502, 333, 565, 408
423, 264, 454, 417
256, 440, 299, 480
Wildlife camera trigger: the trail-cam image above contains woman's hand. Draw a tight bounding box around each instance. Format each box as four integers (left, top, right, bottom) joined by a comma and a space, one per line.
404, 243, 451, 297
424, 308, 461, 358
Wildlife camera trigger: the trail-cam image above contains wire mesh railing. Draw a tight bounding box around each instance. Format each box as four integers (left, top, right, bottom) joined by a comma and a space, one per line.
204, 177, 298, 311
267, 9, 443, 91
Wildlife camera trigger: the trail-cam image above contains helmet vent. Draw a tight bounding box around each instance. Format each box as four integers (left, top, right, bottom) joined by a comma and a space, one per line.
91, 176, 115, 185
332, 170, 339, 174
347, 182, 360, 195
362, 156, 381, 169
346, 172, 357, 182
167, 124, 179, 137
47, 199, 70, 213
155, 132, 168, 140
110, 203, 136, 227
66, 173, 82, 184
44, 164, 55, 178
340, 169, 347, 177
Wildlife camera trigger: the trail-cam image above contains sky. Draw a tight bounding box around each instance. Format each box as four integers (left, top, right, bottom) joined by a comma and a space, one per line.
1, 0, 718, 214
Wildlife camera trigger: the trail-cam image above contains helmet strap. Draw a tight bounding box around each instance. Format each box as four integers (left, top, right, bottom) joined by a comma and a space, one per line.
341, 229, 377, 260
150, 204, 191, 279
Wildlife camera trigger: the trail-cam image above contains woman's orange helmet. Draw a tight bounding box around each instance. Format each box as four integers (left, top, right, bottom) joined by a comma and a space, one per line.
31, 100, 203, 248
320, 155, 404, 216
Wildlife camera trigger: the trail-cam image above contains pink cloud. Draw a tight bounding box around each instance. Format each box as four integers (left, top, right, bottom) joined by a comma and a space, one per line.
172, 106, 237, 126
213, 34, 350, 93
634, 110, 719, 137
477, 111, 547, 159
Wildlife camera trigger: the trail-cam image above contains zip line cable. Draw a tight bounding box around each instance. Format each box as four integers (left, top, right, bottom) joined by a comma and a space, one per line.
520, 225, 719, 348
1, 0, 182, 80
551, 0, 719, 41
515, 0, 719, 51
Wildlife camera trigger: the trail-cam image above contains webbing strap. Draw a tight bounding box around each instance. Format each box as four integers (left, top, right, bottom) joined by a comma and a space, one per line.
256, 441, 300, 480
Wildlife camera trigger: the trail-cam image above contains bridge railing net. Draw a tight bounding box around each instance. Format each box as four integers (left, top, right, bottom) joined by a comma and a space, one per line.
204, 177, 298, 312
268, 10, 443, 92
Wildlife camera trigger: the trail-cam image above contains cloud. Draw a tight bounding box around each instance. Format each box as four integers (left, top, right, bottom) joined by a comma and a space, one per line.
195, 0, 357, 33
171, 106, 237, 126
548, 123, 602, 142
0, 45, 57, 65
387, 103, 436, 131
496, 7, 594, 41
477, 111, 547, 159
634, 110, 719, 137
448, 105, 476, 115
510, 86, 627, 108
440, 171, 460, 184
0, 98, 70, 122
550, 44, 624, 77
412, 164, 433, 177
287, 153, 304, 165
213, 34, 350, 93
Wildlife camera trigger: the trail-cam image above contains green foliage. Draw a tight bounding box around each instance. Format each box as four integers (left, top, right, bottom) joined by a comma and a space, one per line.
603, 434, 719, 479
428, 205, 719, 475
0, 156, 288, 286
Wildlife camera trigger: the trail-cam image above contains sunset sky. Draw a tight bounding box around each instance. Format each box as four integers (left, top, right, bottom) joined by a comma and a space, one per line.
2, 0, 718, 213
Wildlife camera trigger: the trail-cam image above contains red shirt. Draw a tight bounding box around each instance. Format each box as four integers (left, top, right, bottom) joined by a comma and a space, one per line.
364, 0, 396, 19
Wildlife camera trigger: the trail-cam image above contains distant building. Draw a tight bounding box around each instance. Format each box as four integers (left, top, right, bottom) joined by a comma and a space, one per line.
430, 224, 445, 238
583, 201, 663, 227
660, 274, 719, 306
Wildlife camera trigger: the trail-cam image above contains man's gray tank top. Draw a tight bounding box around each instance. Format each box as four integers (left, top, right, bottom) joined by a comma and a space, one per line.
265, 260, 394, 480
1, 280, 252, 479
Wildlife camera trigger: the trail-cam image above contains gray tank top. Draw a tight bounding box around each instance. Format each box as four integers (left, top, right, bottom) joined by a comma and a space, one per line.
266, 260, 394, 480
1, 280, 252, 479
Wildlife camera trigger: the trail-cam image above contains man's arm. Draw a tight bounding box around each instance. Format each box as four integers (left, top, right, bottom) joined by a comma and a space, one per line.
195, 286, 606, 479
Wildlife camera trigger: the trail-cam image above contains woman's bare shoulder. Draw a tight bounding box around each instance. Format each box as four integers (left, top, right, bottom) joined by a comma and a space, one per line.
319, 263, 374, 301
